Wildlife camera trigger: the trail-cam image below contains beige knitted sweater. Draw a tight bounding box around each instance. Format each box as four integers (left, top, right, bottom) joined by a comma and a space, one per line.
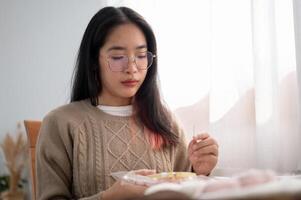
36, 100, 191, 200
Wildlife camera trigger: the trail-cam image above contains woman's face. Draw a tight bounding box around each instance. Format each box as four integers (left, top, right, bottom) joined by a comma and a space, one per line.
98, 23, 148, 106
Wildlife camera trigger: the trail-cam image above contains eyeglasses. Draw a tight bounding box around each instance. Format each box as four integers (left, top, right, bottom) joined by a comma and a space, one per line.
105, 51, 156, 72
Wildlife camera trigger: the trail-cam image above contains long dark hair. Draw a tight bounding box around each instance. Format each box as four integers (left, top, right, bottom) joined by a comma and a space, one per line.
71, 7, 178, 146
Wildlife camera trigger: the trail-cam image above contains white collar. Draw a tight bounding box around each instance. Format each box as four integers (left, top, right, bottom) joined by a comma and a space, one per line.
97, 105, 133, 117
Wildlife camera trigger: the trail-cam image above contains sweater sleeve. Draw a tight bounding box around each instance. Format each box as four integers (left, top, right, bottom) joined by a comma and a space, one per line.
36, 113, 104, 200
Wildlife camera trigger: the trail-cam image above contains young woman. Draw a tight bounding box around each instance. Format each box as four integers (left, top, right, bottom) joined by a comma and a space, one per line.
36, 6, 219, 200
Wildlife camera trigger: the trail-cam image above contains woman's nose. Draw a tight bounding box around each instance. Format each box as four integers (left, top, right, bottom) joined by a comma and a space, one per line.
125, 56, 138, 73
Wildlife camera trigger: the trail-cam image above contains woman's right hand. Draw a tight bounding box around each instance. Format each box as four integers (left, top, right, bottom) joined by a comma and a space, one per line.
102, 180, 147, 200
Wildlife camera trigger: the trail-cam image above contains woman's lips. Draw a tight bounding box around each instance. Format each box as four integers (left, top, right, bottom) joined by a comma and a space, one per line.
121, 80, 139, 87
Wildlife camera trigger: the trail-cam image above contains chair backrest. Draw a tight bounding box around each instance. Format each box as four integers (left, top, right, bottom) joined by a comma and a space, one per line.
24, 120, 41, 200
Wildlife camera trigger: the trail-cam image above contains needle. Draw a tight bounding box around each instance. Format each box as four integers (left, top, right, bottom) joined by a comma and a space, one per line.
193, 124, 203, 143
193, 124, 196, 138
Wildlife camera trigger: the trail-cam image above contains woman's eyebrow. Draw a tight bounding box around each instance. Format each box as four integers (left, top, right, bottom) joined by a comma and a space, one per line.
107, 46, 125, 52
136, 45, 147, 50
106, 44, 147, 52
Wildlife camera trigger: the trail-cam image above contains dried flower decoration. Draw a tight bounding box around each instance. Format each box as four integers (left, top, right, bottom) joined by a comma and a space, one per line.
0, 122, 27, 200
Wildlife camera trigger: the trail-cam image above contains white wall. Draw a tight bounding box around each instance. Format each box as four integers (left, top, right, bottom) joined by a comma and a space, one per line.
0, 0, 106, 176
0, 0, 106, 138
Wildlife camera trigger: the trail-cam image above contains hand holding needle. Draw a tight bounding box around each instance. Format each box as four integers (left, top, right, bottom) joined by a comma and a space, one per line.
188, 125, 219, 175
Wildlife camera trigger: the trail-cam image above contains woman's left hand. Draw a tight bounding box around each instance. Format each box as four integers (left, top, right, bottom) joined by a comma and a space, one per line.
188, 133, 218, 175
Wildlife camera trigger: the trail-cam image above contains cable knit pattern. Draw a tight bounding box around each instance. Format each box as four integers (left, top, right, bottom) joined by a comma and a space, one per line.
78, 126, 88, 195
89, 116, 103, 194
36, 100, 191, 200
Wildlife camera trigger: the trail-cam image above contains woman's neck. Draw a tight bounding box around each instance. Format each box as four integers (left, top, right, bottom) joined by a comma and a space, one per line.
98, 95, 132, 106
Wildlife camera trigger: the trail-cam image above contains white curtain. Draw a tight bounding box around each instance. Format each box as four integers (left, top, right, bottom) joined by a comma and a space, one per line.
107, 0, 301, 174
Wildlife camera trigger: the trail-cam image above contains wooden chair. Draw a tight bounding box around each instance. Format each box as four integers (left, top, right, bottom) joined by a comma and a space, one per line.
24, 120, 41, 200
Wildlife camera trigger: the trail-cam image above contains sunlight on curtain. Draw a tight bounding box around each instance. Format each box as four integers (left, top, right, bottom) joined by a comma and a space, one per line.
107, 0, 301, 174
252, 0, 300, 173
